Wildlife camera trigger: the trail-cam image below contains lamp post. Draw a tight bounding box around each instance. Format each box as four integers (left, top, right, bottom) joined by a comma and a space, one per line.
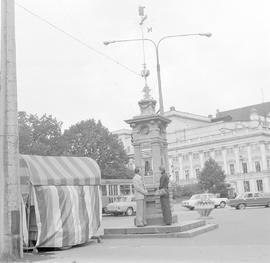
104, 32, 211, 115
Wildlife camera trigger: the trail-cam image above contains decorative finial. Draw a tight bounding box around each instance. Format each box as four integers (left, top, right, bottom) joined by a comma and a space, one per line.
138, 6, 152, 100
141, 66, 151, 100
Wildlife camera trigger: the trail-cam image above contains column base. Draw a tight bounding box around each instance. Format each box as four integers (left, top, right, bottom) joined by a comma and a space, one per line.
144, 191, 178, 226
146, 214, 178, 226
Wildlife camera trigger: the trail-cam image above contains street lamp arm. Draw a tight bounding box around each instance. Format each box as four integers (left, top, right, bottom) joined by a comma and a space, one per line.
157, 33, 212, 48
104, 38, 157, 48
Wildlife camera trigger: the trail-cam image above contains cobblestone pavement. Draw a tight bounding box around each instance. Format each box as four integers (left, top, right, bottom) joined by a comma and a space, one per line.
22, 204, 270, 263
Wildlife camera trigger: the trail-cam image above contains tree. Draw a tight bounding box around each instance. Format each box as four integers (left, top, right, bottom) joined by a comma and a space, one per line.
62, 119, 132, 179
18, 111, 64, 155
198, 158, 228, 196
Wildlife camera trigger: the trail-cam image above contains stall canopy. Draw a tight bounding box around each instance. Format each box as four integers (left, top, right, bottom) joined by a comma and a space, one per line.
20, 155, 102, 248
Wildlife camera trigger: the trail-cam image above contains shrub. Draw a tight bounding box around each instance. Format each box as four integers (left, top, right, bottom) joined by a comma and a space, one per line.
172, 183, 202, 199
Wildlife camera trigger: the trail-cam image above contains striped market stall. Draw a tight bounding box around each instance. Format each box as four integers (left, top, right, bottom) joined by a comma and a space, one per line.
20, 154, 102, 249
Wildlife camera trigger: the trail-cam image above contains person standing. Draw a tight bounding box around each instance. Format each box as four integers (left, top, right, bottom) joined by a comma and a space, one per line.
133, 167, 148, 227
159, 166, 172, 225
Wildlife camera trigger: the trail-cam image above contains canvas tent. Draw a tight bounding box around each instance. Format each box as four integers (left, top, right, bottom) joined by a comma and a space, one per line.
20, 154, 102, 248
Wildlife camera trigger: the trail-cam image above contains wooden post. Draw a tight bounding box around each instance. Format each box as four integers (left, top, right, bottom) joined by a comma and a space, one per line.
0, 0, 22, 259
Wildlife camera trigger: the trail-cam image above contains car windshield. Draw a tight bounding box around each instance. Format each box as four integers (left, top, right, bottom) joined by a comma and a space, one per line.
117, 197, 127, 202
236, 194, 245, 199
190, 195, 201, 200
118, 196, 134, 202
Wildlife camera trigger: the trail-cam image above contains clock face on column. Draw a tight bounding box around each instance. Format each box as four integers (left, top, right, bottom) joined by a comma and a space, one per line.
140, 125, 149, 135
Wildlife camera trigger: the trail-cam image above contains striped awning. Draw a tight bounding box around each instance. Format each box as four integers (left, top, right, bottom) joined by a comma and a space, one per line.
20, 155, 101, 186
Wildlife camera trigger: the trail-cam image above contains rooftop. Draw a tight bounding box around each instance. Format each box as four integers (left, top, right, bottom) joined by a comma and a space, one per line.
213, 102, 270, 122
165, 106, 211, 122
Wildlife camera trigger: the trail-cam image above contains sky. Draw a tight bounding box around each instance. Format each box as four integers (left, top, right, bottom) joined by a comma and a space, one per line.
12, 0, 270, 131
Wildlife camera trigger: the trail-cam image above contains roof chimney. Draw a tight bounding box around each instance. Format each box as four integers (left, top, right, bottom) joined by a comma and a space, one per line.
170, 106, 176, 111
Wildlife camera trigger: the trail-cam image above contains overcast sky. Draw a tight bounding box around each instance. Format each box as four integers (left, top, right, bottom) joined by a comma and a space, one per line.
14, 0, 270, 131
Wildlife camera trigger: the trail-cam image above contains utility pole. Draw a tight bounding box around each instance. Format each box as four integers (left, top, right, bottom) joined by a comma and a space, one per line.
0, 0, 22, 259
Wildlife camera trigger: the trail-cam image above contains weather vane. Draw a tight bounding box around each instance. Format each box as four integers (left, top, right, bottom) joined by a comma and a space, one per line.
138, 6, 152, 100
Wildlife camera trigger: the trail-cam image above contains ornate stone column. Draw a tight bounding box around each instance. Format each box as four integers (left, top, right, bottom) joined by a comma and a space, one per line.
263, 178, 270, 192
247, 144, 253, 172
234, 145, 240, 173
222, 147, 228, 174
133, 143, 142, 169
210, 149, 215, 159
249, 180, 256, 192
236, 180, 244, 194
151, 141, 163, 185
199, 151, 204, 168
125, 95, 177, 225
189, 153, 194, 178
178, 154, 184, 180
260, 142, 267, 171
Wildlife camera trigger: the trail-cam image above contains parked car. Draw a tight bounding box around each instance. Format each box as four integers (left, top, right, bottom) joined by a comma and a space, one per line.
228, 192, 270, 209
105, 195, 136, 216
181, 193, 228, 210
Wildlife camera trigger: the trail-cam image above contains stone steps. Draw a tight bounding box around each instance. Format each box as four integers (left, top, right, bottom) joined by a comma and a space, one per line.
102, 220, 218, 239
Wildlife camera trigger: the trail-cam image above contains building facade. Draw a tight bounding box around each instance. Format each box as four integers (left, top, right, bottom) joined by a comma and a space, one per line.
115, 103, 270, 195
112, 129, 135, 170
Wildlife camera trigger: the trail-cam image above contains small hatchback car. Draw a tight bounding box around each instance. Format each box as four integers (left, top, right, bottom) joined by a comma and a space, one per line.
105, 196, 136, 216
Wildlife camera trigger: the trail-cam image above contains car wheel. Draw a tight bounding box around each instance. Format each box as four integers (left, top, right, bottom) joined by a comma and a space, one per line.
126, 207, 134, 216
220, 201, 226, 208
266, 202, 270, 208
237, 203, 246, 210
189, 207, 194, 210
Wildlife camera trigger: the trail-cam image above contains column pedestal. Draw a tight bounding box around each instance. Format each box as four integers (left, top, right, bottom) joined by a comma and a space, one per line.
144, 187, 178, 226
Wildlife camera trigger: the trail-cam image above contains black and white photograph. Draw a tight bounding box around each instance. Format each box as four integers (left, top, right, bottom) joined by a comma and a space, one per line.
0, 1, 270, 262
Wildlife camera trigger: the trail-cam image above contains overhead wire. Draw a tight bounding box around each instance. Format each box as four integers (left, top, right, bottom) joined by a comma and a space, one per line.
15, 2, 141, 77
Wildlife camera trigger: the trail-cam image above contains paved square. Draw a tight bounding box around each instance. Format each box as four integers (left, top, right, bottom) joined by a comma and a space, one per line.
23, 204, 270, 263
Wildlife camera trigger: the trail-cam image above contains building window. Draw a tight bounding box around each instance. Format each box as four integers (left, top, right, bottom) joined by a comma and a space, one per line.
255, 161, 261, 172
256, 180, 263, 192
229, 164, 235, 175
120, 184, 131, 195
172, 157, 179, 168
185, 169, 190, 180
267, 159, 270, 170
101, 185, 107, 196
108, 185, 118, 196
244, 181, 250, 192
251, 144, 260, 152
126, 146, 130, 153
173, 157, 178, 162
175, 171, 180, 184
215, 149, 222, 157
265, 144, 270, 152
193, 153, 199, 160
195, 168, 200, 178
239, 145, 246, 154
204, 151, 210, 160
227, 148, 234, 155
182, 154, 189, 161
242, 162, 248, 173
